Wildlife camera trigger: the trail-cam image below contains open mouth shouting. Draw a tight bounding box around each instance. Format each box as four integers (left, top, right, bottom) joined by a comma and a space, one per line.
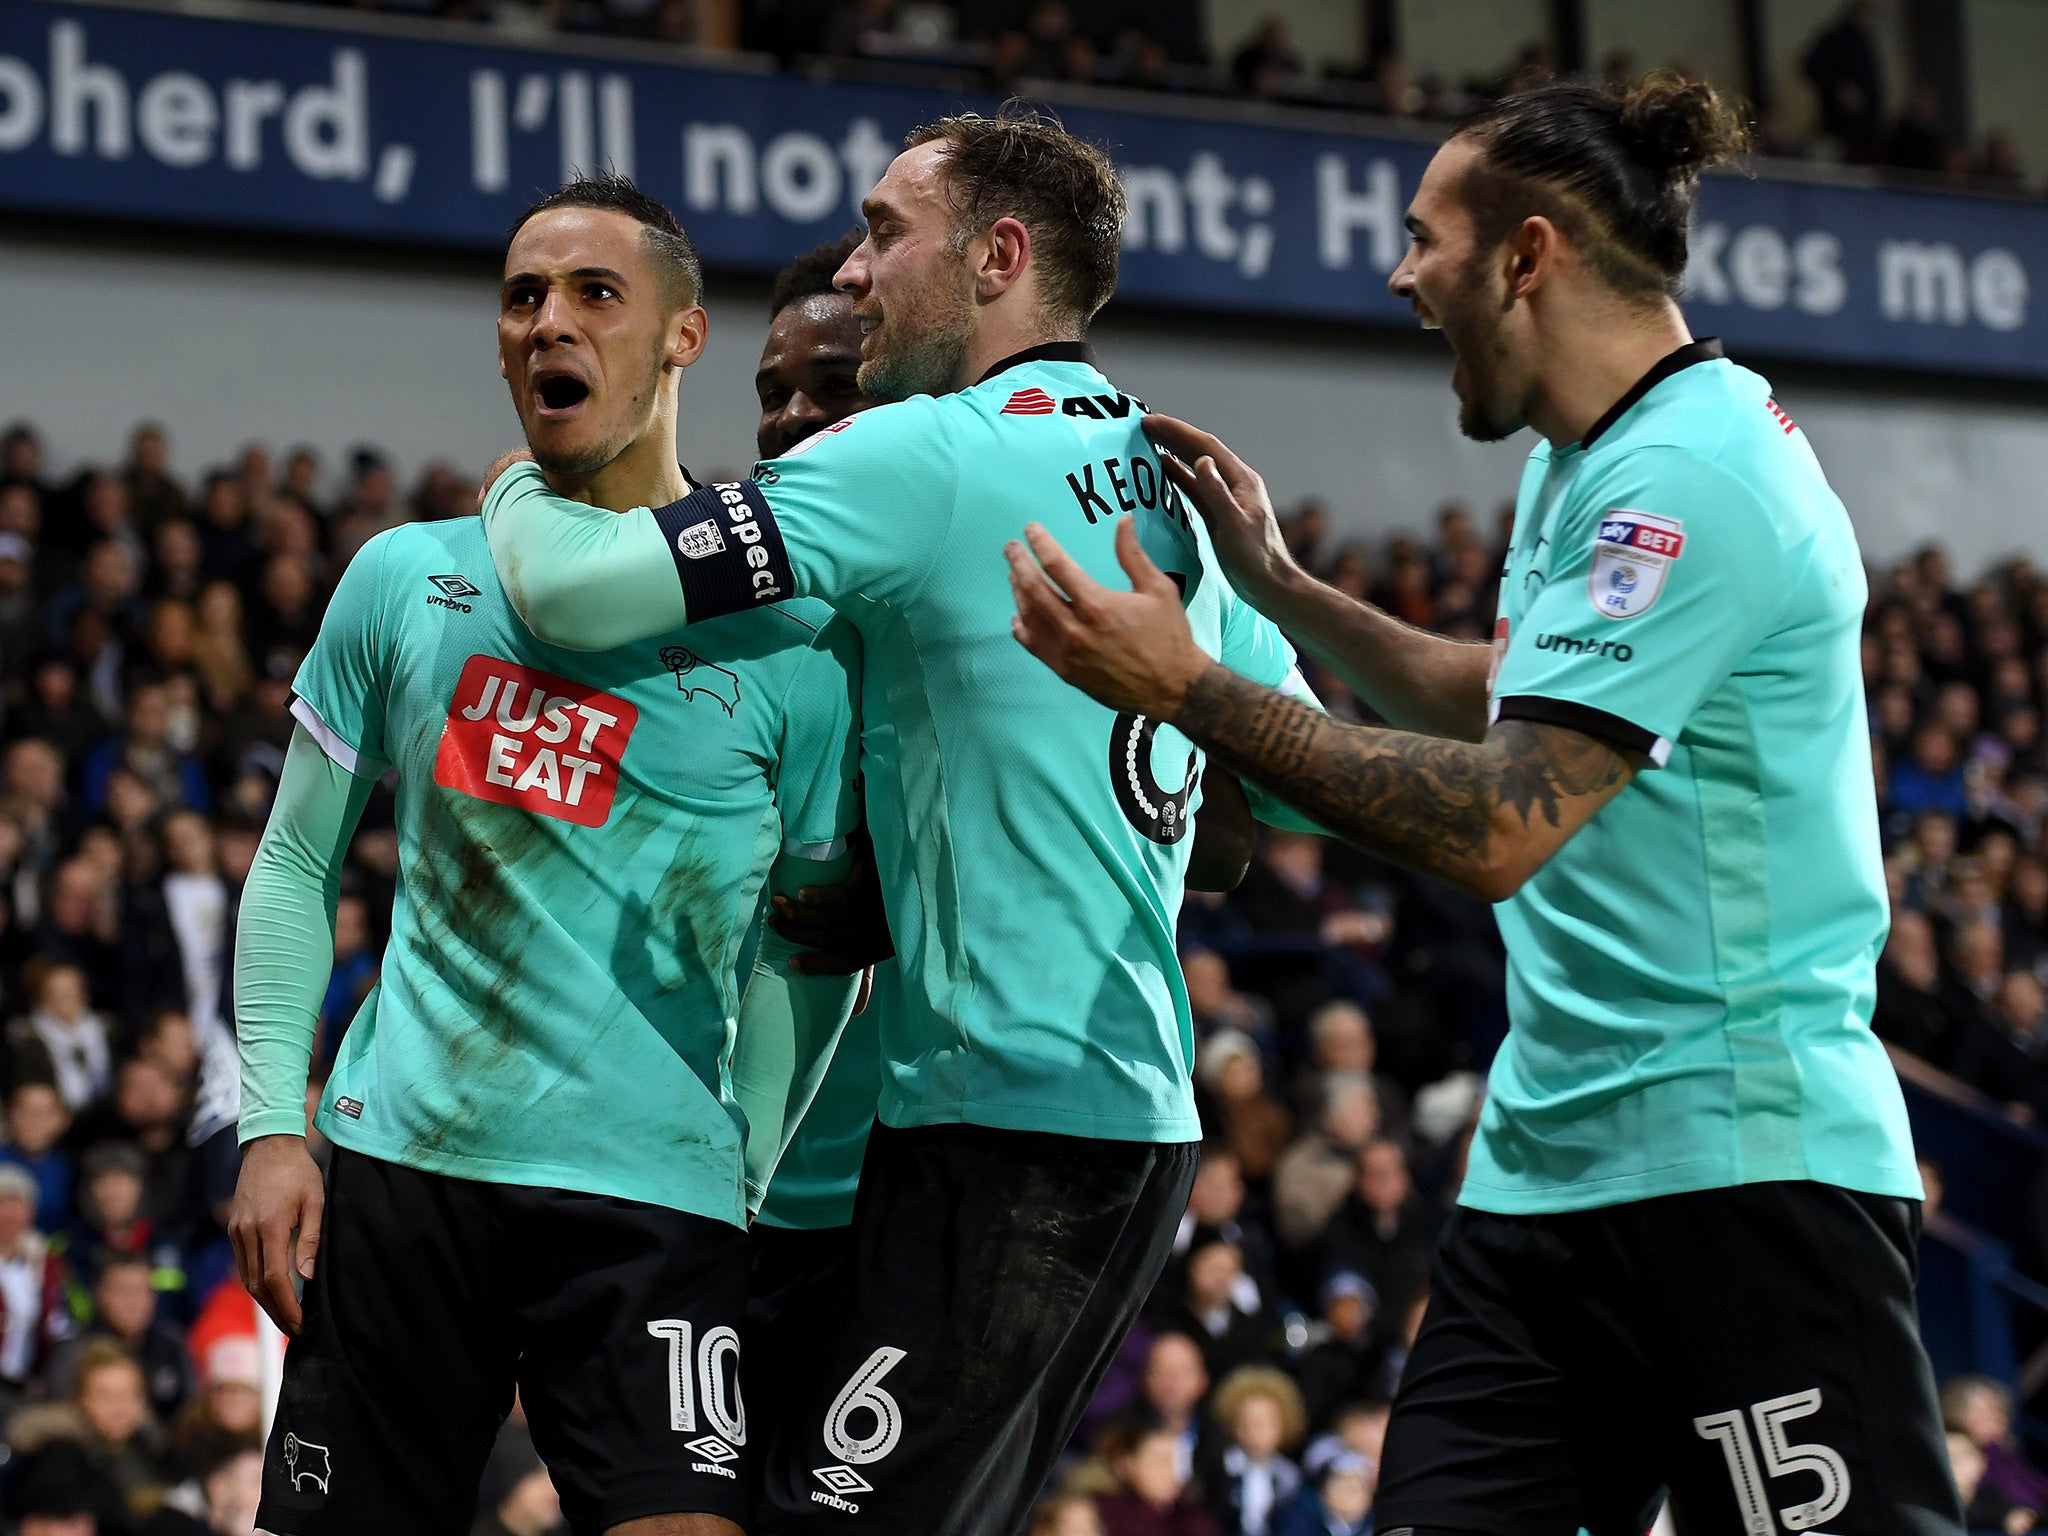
531, 364, 594, 419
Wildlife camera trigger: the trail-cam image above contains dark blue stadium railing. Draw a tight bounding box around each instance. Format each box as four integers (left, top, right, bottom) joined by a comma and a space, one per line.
1892, 1046, 2048, 1461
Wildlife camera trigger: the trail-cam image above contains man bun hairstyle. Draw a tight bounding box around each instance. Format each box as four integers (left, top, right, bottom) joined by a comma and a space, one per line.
769, 230, 862, 318
1453, 73, 1752, 301
510, 170, 705, 311
905, 104, 1126, 331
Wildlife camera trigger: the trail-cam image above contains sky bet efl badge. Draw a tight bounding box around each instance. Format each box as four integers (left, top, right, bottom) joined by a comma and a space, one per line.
1589, 510, 1685, 620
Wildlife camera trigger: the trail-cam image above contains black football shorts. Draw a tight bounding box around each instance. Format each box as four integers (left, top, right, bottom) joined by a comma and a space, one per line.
257, 1146, 752, 1536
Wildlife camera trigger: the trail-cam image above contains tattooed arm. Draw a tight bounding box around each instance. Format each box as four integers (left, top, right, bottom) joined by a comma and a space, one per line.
1172, 663, 1636, 899
1006, 519, 1638, 901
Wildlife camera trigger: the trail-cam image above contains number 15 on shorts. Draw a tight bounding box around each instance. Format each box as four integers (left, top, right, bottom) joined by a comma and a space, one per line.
1693, 1389, 1849, 1534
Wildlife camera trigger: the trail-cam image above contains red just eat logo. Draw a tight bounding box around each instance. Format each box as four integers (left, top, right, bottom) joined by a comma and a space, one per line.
1001, 388, 1056, 416
434, 656, 639, 828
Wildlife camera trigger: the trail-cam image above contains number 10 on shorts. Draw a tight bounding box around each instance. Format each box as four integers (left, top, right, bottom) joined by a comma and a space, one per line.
647, 1320, 746, 1445
1692, 1389, 1849, 1534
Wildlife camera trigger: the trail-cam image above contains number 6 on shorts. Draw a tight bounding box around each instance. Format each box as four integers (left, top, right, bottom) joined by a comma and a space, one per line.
824, 1347, 908, 1465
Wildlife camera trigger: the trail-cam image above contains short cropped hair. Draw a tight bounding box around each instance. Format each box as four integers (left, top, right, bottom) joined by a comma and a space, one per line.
769, 231, 862, 318
905, 106, 1125, 329
510, 171, 705, 311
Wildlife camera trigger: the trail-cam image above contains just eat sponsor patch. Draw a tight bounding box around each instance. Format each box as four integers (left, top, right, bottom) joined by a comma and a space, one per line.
1588, 510, 1685, 620
434, 656, 638, 827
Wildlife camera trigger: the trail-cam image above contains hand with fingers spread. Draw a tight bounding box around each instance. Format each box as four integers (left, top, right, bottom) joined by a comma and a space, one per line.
1005, 518, 1213, 719
1143, 414, 1300, 607
768, 827, 895, 980
228, 1134, 326, 1336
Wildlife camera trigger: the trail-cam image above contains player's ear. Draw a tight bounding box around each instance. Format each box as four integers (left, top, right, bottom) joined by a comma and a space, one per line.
1506, 216, 1555, 299
667, 305, 709, 372
977, 217, 1032, 301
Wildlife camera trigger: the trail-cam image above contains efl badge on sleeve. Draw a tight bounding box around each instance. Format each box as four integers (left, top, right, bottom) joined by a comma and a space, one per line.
1588, 510, 1685, 620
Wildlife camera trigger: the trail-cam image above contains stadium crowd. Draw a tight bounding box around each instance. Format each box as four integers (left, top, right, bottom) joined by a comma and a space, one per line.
0, 414, 2038, 1532
254, 0, 2039, 197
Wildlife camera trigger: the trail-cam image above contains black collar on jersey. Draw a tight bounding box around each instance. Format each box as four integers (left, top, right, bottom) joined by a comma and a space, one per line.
1579, 337, 1726, 450
976, 341, 1098, 385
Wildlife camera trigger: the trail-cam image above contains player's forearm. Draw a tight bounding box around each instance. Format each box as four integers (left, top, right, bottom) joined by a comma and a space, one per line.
1170, 664, 1630, 901
1256, 567, 1493, 742
480, 463, 690, 651
235, 730, 376, 1141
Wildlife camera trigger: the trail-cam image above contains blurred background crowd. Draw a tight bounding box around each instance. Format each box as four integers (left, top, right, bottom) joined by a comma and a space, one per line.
0, 413, 2038, 1532
238, 0, 2046, 198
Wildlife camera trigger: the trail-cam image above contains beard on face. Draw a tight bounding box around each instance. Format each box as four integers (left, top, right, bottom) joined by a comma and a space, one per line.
857, 244, 975, 402
1445, 248, 1526, 444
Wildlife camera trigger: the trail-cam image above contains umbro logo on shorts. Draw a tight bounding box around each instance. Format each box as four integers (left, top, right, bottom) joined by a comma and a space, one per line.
685, 1434, 739, 1478
426, 573, 480, 613
812, 1464, 871, 1512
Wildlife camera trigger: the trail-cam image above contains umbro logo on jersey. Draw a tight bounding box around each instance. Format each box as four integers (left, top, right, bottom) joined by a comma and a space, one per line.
1001, 388, 1056, 415
812, 1465, 871, 1512
426, 574, 480, 613
685, 1435, 740, 1478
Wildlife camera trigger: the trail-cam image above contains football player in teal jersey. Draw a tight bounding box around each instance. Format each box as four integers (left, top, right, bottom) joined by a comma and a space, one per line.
227, 178, 865, 1536
477, 110, 1319, 1536
1009, 77, 1960, 1536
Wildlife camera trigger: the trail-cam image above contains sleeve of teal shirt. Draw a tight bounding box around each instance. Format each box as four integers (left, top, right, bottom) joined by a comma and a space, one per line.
772, 613, 864, 860
742, 396, 962, 608
1490, 444, 1791, 767
290, 529, 397, 774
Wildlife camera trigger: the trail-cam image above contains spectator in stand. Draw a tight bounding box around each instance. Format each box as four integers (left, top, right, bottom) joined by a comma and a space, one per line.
1202, 1366, 1306, 1536
1811, 5, 1896, 146
3, 1079, 76, 1228
1318, 1138, 1435, 1318
148, 520, 206, 606
1943, 1375, 2048, 1514
1272, 1454, 1374, 1536
0, 1164, 63, 1408
5, 1436, 125, 1536
70, 1055, 191, 1228
1299, 1400, 1391, 1487
1886, 82, 1956, 175
166, 1335, 264, 1489
1097, 1425, 1222, 1536
1272, 1076, 1379, 1258
1976, 130, 2026, 187
1184, 948, 1278, 1057
1289, 1001, 1407, 1144
72, 1337, 171, 1514
1293, 1271, 1390, 1431
143, 1434, 264, 1536
1945, 1430, 2039, 1536
124, 424, 186, 527
1229, 16, 1299, 99
1196, 1032, 1293, 1190
82, 681, 212, 818
1034, 1494, 1108, 1536
1152, 1235, 1272, 1382
1872, 908, 1957, 1064
1163, 1146, 1280, 1319
1953, 969, 2048, 1121
53, 1141, 186, 1322
44, 1249, 193, 1421
13, 963, 112, 1111
1891, 723, 1970, 820
1235, 832, 1391, 1012
194, 473, 256, 590
1098, 1333, 1216, 1489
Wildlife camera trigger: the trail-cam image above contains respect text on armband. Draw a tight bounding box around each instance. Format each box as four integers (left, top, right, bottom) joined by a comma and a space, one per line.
652, 480, 796, 620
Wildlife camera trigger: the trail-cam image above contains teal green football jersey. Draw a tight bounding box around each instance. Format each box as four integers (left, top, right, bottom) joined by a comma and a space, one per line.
292, 517, 860, 1225
755, 964, 886, 1231
1472, 340, 1918, 1214
642, 346, 1309, 1144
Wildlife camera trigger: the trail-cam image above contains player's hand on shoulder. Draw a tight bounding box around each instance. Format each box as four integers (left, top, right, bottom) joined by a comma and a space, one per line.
475, 447, 537, 511
1143, 413, 1300, 607
770, 827, 895, 975
228, 1134, 326, 1337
